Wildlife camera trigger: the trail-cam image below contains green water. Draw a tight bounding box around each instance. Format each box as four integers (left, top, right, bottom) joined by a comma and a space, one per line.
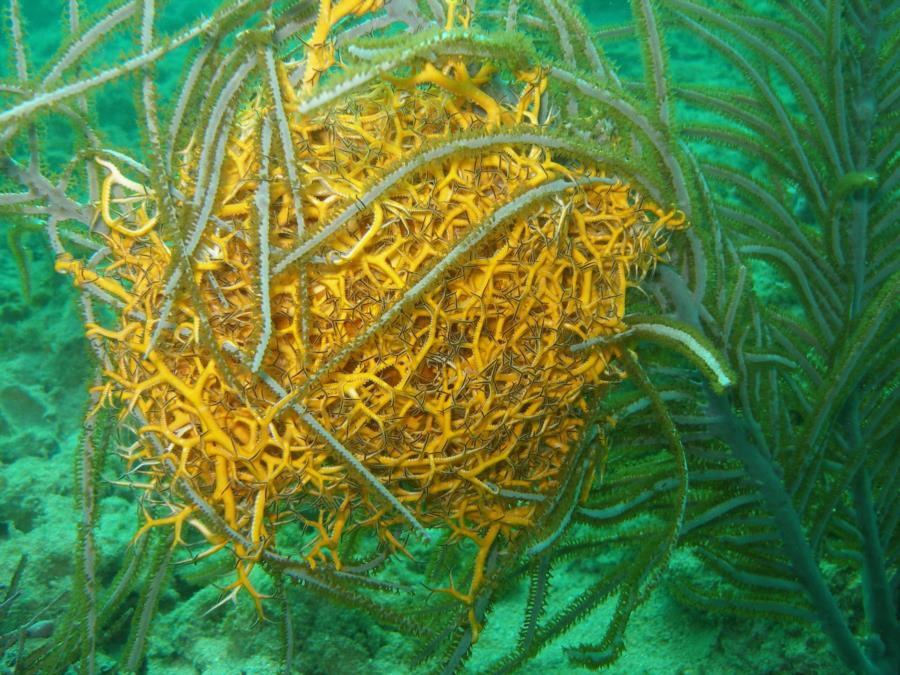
0, 1, 886, 673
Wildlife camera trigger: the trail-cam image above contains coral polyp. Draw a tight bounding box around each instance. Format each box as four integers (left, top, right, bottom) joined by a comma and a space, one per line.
55, 0, 683, 639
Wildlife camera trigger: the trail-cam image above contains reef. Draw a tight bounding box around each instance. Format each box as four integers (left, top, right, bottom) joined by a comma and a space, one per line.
0, 1, 896, 674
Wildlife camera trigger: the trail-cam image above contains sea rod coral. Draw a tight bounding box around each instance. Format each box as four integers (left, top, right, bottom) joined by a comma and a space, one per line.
4, 0, 800, 672
3, 0, 899, 673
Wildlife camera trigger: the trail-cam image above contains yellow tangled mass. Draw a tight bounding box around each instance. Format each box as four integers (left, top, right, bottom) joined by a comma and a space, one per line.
57, 0, 684, 629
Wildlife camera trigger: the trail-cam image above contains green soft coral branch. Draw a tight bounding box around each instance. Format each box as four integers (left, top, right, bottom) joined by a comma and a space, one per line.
4, 217, 43, 302
571, 314, 736, 393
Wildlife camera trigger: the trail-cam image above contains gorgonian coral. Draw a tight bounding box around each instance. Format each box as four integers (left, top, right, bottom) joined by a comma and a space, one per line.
5, 1, 897, 672
55, 0, 684, 638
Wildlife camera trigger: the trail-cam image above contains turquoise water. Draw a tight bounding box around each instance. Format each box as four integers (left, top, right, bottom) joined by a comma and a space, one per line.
0, 2, 885, 673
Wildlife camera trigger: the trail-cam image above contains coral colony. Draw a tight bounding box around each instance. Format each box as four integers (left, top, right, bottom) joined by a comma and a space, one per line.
57, 0, 683, 637
1, 0, 895, 673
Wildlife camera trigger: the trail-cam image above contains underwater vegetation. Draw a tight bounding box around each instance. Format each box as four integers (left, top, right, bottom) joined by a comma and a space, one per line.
0, 0, 897, 673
